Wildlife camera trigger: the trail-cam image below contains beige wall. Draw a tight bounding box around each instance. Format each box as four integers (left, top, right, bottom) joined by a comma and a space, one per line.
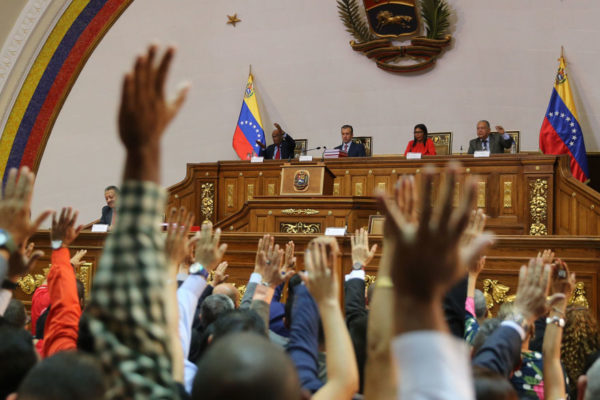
16, 0, 600, 224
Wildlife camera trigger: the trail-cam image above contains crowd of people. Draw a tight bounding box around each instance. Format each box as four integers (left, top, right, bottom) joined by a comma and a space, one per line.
0, 44, 599, 400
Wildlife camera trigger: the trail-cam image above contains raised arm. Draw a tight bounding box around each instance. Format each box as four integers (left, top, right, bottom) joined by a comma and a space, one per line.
83, 45, 189, 398
304, 238, 359, 400
543, 259, 574, 400
378, 163, 493, 400
364, 175, 418, 400
43, 207, 83, 357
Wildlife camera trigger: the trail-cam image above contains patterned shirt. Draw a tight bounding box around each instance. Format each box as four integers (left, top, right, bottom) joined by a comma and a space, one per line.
84, 181, 178, 399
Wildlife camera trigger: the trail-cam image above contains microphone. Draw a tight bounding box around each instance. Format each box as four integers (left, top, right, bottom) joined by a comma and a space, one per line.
302, 146, 322, 155
321, 146, 328, 162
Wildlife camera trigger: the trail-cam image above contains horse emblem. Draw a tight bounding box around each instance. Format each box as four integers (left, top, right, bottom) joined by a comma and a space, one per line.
376, 11, 413, 30
293, 170, 310, 191
363, 0, 419, 37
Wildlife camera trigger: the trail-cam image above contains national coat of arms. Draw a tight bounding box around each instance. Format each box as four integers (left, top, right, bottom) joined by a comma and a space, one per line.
337, 0, 453, 73
293, 170, 310, 191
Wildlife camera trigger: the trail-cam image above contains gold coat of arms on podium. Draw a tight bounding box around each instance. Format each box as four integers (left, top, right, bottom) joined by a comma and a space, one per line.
293, 170, 310, 191
337, 0, 453, 73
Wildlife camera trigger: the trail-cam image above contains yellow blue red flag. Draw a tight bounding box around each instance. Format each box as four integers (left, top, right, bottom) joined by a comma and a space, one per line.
232, 74, 265, 159
539, 56, 589, 182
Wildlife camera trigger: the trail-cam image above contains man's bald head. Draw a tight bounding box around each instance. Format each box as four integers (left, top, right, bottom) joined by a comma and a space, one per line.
213, 283, 240, 308
192, 332, 304, 400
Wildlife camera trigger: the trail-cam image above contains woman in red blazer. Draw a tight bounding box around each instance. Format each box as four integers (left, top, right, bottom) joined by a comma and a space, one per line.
404, 123, 437, 156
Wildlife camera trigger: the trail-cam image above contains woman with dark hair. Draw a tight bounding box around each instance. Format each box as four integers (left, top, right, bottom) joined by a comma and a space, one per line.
403, 123, 436, 156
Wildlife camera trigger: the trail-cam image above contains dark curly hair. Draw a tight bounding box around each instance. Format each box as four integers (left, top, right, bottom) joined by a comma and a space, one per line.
561, 306, 600, 397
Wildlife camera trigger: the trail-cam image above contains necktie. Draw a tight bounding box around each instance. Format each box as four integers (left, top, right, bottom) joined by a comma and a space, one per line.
275, 146, 280, 160
482, 140, 488, 151
344, 143, 349, 153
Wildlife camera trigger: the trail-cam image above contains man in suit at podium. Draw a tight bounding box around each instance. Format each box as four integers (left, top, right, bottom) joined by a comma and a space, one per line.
256, 122, 296, 160
99, 185, 119, 226
467, 120, 514, 154
335, 125, 366, 157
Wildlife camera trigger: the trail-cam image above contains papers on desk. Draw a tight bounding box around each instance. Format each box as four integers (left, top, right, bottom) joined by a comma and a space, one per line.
325, 227, 347, 236
251, 156, 264, 163
474, 150, 490, 158
323, 149, 348, 159
406, 152, 422, 159
91, 224, 109, 232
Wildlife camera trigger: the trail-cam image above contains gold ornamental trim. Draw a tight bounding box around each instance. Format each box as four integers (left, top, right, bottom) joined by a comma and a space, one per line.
201, 182, 215, 223
529, 178, 548, 236
281, 209, 320, 216
280, 222, 321, 234
503, 182, 513, 208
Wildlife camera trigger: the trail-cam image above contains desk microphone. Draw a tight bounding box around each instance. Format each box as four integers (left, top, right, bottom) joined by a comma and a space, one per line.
302, 146, 323, 155
321, 146, 328, 162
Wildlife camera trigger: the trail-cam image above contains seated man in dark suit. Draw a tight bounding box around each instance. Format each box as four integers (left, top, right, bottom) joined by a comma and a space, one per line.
468, 120, 514, 154
99, 185, 119, 226
335, 125, 366, 157
256, 122, 296, 160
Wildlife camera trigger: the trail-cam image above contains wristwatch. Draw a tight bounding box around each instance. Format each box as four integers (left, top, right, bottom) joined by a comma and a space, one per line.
0, 229, 17, 254
352, 262, 364, 270
189, 262, 209, 279
51, 240, 63, 250
546, 316, 565, 328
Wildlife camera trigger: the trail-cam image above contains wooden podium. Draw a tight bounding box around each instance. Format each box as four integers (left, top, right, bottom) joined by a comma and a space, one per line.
280, 163, 335, 196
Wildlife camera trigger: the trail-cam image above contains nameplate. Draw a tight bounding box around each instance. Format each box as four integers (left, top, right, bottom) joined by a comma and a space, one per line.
406, 152, 422, 159
91, 224, 109, 232
325, 227, 347, 236
251, 156, 264, 163
299, 155, 313, 162
474, 150, 490, 158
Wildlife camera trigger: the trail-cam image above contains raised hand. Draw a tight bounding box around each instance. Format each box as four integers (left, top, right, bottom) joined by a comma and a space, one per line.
51, 207, 83, 248
254, 234, 274, 277
513, 258, 552, 324
538, 249, 555, 265
70, 249, 88, 270
282, 240, 296, 273
165, 207, 195, 269
194, 221, 227, 271
378, 163, 491, 302
274, 122, 284, 134
551, 259, 575, 300
302, 239, 339, 304
0, 167, 51, 247
495, 125, 505, 134
210, 261, 229, 286
118, 45, 189, 151
351, 227, 377, 268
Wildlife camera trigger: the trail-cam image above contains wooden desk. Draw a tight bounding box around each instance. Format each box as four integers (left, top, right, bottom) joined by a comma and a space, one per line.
167, 154, 600, 236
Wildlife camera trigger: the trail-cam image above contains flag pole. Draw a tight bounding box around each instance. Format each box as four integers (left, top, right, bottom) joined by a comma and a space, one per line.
249, 64, 252, 77
560, 46, 564, 61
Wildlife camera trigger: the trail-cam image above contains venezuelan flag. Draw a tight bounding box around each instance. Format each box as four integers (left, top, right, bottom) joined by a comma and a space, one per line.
232, 74, 265, 159
539, 56, 589, 183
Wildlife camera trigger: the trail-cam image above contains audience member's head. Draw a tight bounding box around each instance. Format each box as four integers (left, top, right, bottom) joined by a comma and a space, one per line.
212, 283, 240, 308
562, 306, 600, 397
13, 352, 105, 400
4, 299, 28, 329
210, 309, 266, 344
474, 289, 487, 320
200, 294, 235, 329
0, 324, 37, 399
192, 332, 305, 400
473, 366, 518, 400
104, 185, 119, 209
582, 357, 600, 400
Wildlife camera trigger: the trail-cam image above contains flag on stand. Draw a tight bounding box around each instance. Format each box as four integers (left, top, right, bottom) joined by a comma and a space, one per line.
232, 74, 265, 159
539, 55, 589, 182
